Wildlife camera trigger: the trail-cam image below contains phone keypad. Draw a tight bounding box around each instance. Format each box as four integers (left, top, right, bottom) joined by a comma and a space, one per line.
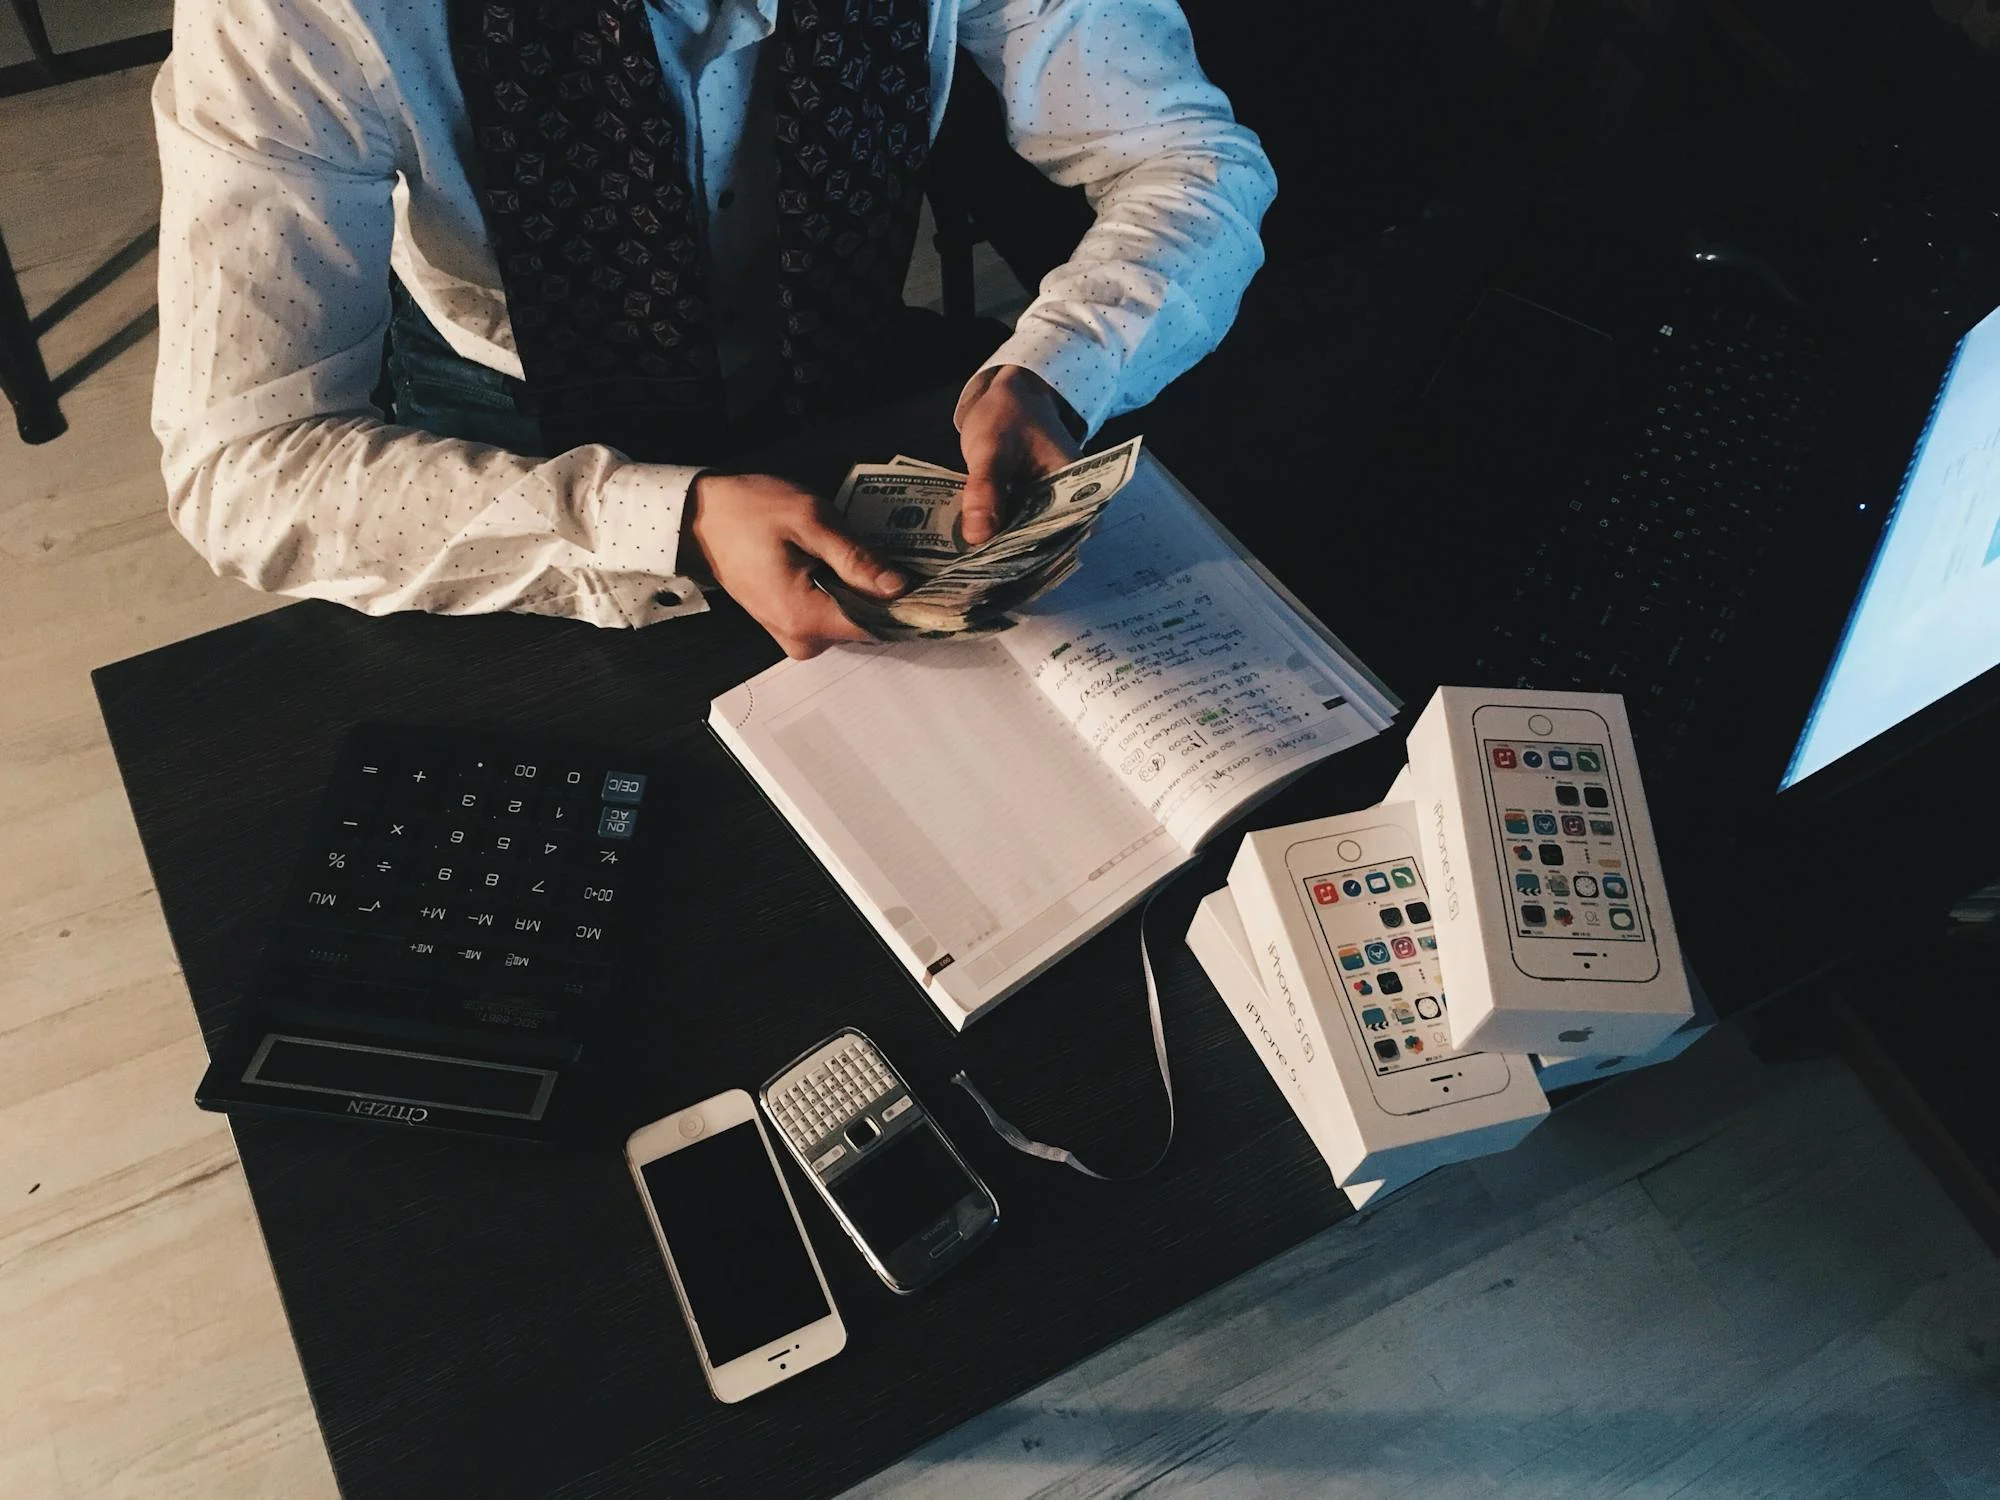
767, 1034, 901, 1168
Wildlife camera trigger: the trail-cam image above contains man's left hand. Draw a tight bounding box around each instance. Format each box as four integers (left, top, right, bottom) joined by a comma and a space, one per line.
957, 365, 1084, 548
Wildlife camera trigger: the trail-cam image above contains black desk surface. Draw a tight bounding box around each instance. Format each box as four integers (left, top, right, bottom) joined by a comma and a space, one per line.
93, 252, 1459, 1498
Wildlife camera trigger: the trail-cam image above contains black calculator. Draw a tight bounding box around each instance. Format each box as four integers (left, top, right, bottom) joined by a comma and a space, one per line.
195, 723, 666, 1141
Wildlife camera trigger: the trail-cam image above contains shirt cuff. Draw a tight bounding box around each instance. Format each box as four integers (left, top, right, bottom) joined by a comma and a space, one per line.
953, 313, 1123, 444
592, 460, 711, 622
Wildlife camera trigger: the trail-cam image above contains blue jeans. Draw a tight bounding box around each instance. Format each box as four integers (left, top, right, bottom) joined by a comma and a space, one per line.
385, 281, 549, 455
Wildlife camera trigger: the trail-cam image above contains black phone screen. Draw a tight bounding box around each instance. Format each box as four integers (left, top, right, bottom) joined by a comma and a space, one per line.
640, 1122, 829, 1365
828, 1121, 977, 1252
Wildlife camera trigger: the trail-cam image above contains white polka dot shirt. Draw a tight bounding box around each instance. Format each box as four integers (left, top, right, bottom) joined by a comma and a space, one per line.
151, 0, 1277, 628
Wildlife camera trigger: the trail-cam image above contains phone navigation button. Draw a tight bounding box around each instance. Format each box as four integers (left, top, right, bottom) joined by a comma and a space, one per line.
679, 1113, 705, 1138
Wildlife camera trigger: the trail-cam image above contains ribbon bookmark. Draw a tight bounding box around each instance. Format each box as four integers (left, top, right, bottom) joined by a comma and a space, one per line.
951, 884, 1179, 1182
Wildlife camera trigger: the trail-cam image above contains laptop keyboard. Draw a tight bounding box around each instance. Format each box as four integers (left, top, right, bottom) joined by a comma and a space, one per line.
271, 724, 662, 1053
1473, 299, 1829, 759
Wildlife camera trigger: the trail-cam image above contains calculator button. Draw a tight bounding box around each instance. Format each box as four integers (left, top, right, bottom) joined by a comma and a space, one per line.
496, 795, 537, 824
509, 912, 553, 941
472, 867, 509, 897
462, 904, 503, 934
405, 897, 453, 926
399, 935, 448, 965
377, 817, 423, 847
436, 825, 476, 853
349, 759, 391, 803
597, 806, 639, 839
575, 844, 624, 872
574, 881, 619, 909
423, 862, 462, 888
881, 1095, 913, 1125
449, 789, 485, 817
552, 767, 593, 795
567, 917, 614, 953
506, 760, 546, 785
298, 884, 346, 917
518, 874, 556, 905
545, 799, 586, 831
600, 772, 648, 806
449, 944, 492, 970
531, 836, 569, 862
347, 891, 392, 923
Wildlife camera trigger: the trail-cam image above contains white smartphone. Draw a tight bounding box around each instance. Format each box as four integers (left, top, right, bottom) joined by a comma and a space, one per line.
1282, 824, 1515, 1114
626, 1090, 846, 1403
1470, 702, 1663, 983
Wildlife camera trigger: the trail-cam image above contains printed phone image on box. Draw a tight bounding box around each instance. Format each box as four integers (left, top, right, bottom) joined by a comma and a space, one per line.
1482, 721, 1658, 981
1290, 838, 1512, 1113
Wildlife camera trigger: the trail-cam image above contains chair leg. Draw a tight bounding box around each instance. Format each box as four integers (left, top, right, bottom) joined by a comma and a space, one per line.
6, 0, 61, 71
928, 193, 979, 327
0, 225, 66, 444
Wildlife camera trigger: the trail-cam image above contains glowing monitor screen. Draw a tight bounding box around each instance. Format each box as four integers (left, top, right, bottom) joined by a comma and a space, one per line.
1783, 303, 2000, 789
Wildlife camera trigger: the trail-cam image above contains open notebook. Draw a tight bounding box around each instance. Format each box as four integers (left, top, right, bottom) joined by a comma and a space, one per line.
709, 452, 1398, 1029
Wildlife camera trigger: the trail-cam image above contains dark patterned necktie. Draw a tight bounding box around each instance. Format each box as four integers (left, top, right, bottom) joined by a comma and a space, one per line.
449, 0, 931, 460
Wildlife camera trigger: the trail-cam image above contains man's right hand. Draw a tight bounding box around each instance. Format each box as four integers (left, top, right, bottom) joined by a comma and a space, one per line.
684, 472, 907, 660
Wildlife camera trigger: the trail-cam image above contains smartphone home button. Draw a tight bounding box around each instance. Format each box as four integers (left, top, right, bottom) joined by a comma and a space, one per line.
1336, 839, 1363, 862
679, 1113, 705, 1139
1528, 713, 1554, 736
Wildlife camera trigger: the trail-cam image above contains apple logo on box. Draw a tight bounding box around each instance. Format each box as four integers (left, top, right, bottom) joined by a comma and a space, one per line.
1558, 1027, 1594, 1044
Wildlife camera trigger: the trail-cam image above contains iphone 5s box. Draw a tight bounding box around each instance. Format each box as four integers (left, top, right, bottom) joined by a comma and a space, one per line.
1403, 687, 1693, 1056
1187, 885, 1470, 1209
1220, 805, 1548, 1192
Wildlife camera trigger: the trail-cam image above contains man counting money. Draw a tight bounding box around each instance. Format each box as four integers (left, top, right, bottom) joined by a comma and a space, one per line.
152, 0, 1275, 659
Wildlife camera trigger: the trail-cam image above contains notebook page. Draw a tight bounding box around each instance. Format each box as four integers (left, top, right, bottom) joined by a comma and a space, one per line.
710, 640, 1186, 1027
996, 457, 1395, 851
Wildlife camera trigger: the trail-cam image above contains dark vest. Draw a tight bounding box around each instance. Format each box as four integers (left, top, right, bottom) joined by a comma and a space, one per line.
448, 0, 932, 460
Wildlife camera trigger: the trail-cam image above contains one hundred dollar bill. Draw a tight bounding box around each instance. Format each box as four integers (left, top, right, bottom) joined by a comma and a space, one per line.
826, 437, 1144, 637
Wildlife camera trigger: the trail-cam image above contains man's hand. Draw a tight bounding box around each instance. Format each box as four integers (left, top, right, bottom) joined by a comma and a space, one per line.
685, 472, 906, 660
957, 365, 1084, 547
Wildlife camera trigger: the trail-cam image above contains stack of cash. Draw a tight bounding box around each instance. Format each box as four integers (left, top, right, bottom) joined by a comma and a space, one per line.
823, 436, 1144, 639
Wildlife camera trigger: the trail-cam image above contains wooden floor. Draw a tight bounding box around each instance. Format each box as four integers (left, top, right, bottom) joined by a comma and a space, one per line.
4, 61, 1997, 1500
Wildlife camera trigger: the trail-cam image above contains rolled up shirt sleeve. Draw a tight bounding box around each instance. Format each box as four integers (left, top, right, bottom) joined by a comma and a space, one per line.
151, 2, 709, 628
951, 0, 1277, 442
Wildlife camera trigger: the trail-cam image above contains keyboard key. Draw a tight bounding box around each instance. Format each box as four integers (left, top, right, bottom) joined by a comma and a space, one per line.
598, 806, 639, 840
